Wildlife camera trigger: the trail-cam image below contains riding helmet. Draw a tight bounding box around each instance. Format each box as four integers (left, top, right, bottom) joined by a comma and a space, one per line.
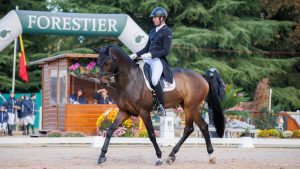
149, 7, 168, 18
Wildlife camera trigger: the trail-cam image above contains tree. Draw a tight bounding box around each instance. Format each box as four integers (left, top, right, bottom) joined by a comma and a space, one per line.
253, 78, 270, 113
0, 0, 299, 111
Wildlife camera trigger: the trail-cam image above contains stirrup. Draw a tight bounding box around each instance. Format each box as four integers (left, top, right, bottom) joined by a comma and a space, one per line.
156, 104, 166, 117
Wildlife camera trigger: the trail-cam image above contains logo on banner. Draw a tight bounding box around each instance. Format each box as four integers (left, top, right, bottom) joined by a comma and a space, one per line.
0, 26, 12, 41
134, 32, 146, 46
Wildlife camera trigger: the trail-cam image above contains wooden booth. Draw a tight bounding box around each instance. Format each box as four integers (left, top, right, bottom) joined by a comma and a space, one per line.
31, 53, 117, 135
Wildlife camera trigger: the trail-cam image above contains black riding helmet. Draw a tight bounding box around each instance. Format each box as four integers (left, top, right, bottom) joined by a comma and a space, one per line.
149, 7, 168, 18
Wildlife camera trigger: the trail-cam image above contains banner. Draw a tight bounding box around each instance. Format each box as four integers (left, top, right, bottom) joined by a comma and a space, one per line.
0, 10, 148, 52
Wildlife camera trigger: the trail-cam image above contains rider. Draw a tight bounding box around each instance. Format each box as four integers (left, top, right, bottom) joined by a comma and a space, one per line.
129, 7, 173, 117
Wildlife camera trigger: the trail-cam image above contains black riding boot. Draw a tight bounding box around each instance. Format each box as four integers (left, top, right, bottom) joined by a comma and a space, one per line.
153, 83, 166, 117
8, 125, 13, 136
23, 125, 27, 135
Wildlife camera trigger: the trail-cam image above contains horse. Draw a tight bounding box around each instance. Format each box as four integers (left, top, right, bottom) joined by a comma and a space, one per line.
92, 45, 225, 165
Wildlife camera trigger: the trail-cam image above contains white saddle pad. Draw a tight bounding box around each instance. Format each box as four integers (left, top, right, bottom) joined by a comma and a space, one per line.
137, 60, 176, 92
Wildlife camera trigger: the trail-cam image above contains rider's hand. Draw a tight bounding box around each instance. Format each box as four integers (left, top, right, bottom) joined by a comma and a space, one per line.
129, 53, 137, 60
141, 53, 152, 59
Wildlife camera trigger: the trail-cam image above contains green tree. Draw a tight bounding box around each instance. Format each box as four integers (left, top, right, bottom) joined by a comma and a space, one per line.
0, 0, 299, 111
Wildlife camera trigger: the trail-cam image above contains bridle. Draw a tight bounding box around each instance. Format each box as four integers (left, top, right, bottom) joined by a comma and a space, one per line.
99, 53, 121, 86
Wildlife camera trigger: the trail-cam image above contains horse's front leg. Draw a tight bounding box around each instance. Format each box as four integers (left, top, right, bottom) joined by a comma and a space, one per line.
98, 111, 130, 164
140, 112, 163, 166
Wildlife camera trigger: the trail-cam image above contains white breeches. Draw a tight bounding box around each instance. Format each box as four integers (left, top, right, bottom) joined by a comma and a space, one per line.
21, 116, 34, 126
143, 58, 163, 86
0, 122, 7, 132
7, 113, 15, 125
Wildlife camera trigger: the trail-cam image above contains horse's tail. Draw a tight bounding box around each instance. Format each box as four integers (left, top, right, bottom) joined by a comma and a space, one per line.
204, 75, 225, 138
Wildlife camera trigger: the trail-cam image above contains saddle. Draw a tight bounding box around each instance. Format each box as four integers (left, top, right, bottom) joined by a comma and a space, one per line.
136, 60, 175, 92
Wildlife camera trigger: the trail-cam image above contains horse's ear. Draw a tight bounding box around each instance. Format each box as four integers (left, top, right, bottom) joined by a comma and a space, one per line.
89, 47, 100, 53
104, 46, 112, 55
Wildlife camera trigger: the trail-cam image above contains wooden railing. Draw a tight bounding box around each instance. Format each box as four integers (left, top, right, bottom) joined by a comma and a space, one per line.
65, 104, 117, 135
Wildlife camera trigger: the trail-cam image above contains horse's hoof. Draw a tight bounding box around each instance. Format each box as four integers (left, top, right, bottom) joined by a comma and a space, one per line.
209, 156, 216, 164
155, 158, 163, 166
166, 156, 176, 164
98, 156, 107, 164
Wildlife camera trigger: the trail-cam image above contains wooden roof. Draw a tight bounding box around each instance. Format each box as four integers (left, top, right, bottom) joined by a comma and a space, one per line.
230, 102, 255, 112
30, 53, 98, 65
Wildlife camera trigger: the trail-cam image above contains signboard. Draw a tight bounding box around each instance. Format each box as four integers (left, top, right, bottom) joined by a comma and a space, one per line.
0, 10, 148, 52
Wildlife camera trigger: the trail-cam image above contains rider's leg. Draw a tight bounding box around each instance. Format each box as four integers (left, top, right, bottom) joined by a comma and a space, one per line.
146, 58, 166, 116
153, 82, 166, 116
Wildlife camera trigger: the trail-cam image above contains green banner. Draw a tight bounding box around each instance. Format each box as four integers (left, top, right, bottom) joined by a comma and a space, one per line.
16, 10, 127, 37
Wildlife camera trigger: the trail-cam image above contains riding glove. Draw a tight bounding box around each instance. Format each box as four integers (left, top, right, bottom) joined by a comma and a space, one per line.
129, 53, 137, 60
141, 53, 152, 59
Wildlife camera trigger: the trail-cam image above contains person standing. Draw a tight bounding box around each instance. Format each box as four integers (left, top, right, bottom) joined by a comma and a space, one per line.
28, 93, 37, 134
0, 106, 8, 136
129, 7, 173, 116
16, 96, 25, 120
20, 95, 32, 135
4, 92, 17, 136
17, 96, 27, 135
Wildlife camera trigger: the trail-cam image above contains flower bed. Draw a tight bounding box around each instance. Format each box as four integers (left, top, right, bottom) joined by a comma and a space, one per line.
69, 59, 99, 76
257, 129, 300, 138
96, 108, 148, 137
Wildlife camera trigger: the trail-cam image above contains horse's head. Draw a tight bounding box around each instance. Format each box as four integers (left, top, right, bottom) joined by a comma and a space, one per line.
91, 46, 119, 86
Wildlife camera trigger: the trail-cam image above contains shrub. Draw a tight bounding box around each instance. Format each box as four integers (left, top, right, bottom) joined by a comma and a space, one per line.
292, 130, 300, 138
62, 132, 86, 137
281, 130, 293, 138
268, 129, 280, 137
47, 131, 62, 137
138, 129, 149, 138
253, 112, 277, 130
257, 129, 270, 138
96, 108, 144, 137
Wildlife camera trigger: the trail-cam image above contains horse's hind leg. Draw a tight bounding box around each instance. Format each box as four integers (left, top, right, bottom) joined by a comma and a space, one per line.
98, 111, 130, 164
140, 111, 163, 166
166, 111, 194, 164
193, 113, 216, 164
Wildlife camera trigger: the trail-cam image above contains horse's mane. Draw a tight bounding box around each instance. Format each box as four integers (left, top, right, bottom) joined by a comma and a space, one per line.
108, 45, 135, 65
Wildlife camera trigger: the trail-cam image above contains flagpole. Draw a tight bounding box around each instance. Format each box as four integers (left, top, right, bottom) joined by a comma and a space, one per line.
12, 6, 18, 93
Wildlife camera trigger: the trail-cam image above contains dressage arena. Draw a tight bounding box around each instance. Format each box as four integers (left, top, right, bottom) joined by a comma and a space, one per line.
0, 145, 299, 169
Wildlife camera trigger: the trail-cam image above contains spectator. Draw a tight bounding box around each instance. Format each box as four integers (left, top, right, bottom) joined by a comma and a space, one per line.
5, 92, 17, 136
20, 95, 32, 135
69, 88, 88, 104
16, 96, 25, 119
0, 106, 8, 136
28, 93, 38, 134
93, 89, 114, 104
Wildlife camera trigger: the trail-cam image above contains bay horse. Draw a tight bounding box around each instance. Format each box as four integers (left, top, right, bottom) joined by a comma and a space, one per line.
92, 45, 225, 165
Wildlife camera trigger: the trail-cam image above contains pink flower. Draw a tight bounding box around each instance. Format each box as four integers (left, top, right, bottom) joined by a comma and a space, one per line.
113, 127, 127, 137
74, 63, 80, 69
69, 65, 75, 71
86, 61, 97, 70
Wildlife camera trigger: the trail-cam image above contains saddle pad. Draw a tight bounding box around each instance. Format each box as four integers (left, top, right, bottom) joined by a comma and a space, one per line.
137, 60, 176, 92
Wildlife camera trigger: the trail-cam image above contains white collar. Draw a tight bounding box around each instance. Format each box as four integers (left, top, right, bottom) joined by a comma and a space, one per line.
156, 23, 166, 32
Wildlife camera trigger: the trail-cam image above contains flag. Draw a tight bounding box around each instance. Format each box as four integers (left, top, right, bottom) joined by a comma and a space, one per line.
17, 35, 29, 82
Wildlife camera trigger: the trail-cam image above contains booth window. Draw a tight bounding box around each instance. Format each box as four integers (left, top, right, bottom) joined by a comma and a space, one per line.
50, 70, 57, 105
59, 70, 67, 104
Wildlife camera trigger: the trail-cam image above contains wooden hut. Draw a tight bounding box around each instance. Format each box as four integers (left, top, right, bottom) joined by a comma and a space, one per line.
30, 53, 116, 135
